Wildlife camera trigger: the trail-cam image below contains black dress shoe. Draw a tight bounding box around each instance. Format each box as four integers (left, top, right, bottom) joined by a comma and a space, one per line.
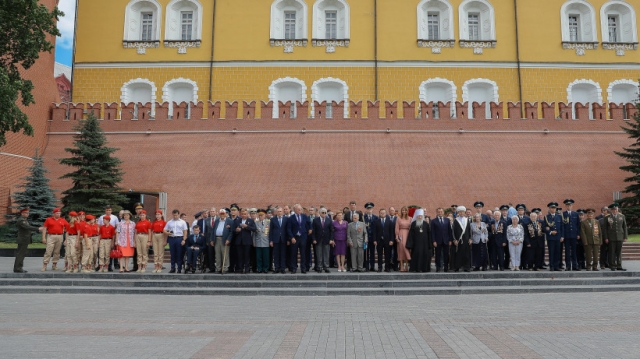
108, 268, 113, 272
13, 270, 27, 273
436, 269, 441, 273
377, 269, 382, 272
301, 270, 307, 274
291, 270, 296, 274
208, 270, 216, 273
618, 268, 627, 271
169, 269, 176, 273
384, 269, 390, 272
324, 269, 330, 273
464, 269, 470, 272
611, 268, 616, 271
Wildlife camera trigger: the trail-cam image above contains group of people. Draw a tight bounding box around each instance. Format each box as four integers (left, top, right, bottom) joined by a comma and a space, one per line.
13, 199, 629, 275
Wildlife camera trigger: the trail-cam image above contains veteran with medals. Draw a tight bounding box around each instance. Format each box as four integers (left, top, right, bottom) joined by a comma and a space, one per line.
603, 203, 628, 271
580, 208, 602, 271
544, 202, 564, 271
405, 209, 432, 272
451, 206, 472, 272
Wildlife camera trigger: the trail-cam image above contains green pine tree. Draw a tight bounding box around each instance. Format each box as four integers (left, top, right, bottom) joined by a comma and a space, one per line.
59, 113, 127, 216
616, 101, 640, 231
3, 152, 57, 241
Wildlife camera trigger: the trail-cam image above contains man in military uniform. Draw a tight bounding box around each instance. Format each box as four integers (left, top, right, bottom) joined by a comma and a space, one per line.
580, 208, 602, 271
14, 208, 43, 273
562, 199, 581, 271
603, 204, 628, 271
363, 202, 378, 272
544, 202, 564, 271
515, 204, 531, 270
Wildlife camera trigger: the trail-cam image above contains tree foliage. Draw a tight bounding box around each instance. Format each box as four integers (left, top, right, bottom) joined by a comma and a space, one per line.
3, 152, 57, 241
0, 0, 63, 146
59, 114, 127, 216
616, 100, 640, 231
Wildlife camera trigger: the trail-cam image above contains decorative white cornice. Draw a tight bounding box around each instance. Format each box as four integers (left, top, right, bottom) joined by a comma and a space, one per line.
163, 40, 201, 54
417, 40, 455, 54
270, 39, 308, 53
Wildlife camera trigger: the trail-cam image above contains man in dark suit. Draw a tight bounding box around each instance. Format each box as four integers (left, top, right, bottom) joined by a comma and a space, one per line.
233, 208, 256, 274
344, 201, 363, 271
363, 202, 378, 271
208, 208, 233, 273
430, 207, 452, 272
184, 225, 206, 273
286, 204, 311, 273
269, 207, 289, 274
515, 204, 532, 270
562, 199, 581, 271
374, 208, 395, 272
312, 208, 334, 273
544, 202, 565, 271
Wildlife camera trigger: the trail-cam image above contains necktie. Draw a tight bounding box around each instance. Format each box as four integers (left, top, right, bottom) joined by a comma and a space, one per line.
440, 217, 443, 224
297, 215, 301, 226
382, 218, 385, 226
322, 218, 324, 227
279, 217, 282, 227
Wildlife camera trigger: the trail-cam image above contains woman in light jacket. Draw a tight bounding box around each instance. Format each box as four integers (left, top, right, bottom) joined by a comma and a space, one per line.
470, 213, 489, 271
506, 215, 524, 271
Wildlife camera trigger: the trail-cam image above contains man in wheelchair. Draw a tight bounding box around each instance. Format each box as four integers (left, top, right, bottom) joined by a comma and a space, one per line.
183, 225, 206, 273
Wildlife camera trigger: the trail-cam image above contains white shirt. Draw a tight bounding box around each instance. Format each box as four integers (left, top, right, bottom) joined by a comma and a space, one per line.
164, 219, 188, 237
97, 214, 119, 227
216, 219, 225, 236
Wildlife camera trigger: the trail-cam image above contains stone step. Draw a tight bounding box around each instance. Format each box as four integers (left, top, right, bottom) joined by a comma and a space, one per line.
2, 284, 639, 296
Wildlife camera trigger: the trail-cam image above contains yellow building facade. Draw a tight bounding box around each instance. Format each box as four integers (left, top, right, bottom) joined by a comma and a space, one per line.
73, 0, 640, 118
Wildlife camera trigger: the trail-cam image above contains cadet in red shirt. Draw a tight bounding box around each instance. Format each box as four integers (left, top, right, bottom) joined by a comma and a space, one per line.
64, 212, 80, 273
79, 215, 99, 273
94, 215, 114, 273
134, 210, 152, 272
41, 208, 70, 272
151, 210, 167, 273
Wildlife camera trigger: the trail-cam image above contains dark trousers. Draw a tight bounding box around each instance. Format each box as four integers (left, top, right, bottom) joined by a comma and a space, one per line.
132, 247, 138, 268
207, 243, 216, 271
329, 245, 336, 267
576, 242, 586, 268
285, 241, 292, 271
528, 240, 544, 269
306, 239, 314, 270
490, 242, 505, 269
269, 246, 274, 271
185, 247, 201, 268
273, 242, 287, 271
471, 242, 488, 269
564, 238, 579, 269
608, 240, 623, 269
229, 239, 236, 272
314, 243, 330, 270
600, 243, 609, 267
520, 244, 529, 268
487, 239, 496, 268
234, 244, 251, 272
14, 242, 28, 271
434, 243, 450, 270
391, 243, 398, 270
503, 243, 511, 268
290, 236, 307, 271
250, 245, 257, 273
548, 240, 561, 270
345, 246, 352, 270
168, 236, 183, 270
383, 242, 394, 271
367, 242, 384, 270
256, 247, 270, 272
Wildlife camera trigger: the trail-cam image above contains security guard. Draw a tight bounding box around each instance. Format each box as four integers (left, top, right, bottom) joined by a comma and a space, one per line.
14, 208, 42, 273
562, 199, 581, 271
603, 203, 628, 271
544, 202, 564, 271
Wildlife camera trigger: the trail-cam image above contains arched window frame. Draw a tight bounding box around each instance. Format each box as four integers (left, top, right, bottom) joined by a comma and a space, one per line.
561, 0, 599, 55
121, 78, 157, 118
600, 0, 639, 56
270, 0, 309, 53
417, 0, 455, 53
566, 79, 602, 119
162, 78, 199, 117
164, 0, 203, 54
123, 0, 162, 54
462, 78, 499, 119
419, 78, 457, 117
312, 0, 350, 53
458, 0, 496, 54
311, 77, 349, 118
607, 79, 638, 103
269, 77, 308, 118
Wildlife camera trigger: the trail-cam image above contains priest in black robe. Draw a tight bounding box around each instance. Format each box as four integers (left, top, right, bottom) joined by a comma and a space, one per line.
451, 206, 472, 272
406, 209, 432, 272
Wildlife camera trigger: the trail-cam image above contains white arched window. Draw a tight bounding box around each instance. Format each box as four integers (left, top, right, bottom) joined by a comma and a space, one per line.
419, 78, 457, 118
567, 79, 602, 119
269, 78, 307, 118
121, 78, 157, 118
312, 0, 350, 53
270, 0, 308, 53
417, 0, 455, 53
462, 79, 498, 119
561, 0, 598, 55
608, 80, 639, 104
164, 0, 202, 53
123, 0, 162, 54
162, 78, 198, 118
601, 1, 638, 56
311, 78, 349, 118
458, 0, 496, 54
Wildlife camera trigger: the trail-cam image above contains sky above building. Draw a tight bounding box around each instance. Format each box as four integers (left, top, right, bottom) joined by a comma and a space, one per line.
55, 0, 75, 66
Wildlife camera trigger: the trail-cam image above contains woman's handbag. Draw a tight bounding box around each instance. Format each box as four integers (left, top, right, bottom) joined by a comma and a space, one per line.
110, 246, 123, 259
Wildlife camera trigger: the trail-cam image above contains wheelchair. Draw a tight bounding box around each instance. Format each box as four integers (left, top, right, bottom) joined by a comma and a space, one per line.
182, 246, 206, 273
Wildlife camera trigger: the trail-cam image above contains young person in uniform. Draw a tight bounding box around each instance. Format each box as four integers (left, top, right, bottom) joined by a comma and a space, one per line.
84, 215, 102, 273
134, 210, 152, 272
151, 210, 167, 273
41, 208, 69, 272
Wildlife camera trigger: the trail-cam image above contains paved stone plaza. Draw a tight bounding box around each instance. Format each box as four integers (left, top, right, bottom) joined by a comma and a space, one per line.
0, 290, 638, 358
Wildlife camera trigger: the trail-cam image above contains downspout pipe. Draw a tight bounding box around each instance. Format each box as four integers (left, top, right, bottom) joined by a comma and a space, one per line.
374, 0, 378, 101
514, 0, 524, 118
208, 0, 217, 102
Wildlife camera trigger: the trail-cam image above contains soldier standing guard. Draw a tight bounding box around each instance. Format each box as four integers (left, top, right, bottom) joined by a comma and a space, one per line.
14, 208, 43, 273
603, 204, 628, 271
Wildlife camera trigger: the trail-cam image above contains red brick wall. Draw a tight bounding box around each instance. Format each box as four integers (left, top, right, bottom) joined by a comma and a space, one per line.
43, 113, 629, 217
0, 0, 60, 223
